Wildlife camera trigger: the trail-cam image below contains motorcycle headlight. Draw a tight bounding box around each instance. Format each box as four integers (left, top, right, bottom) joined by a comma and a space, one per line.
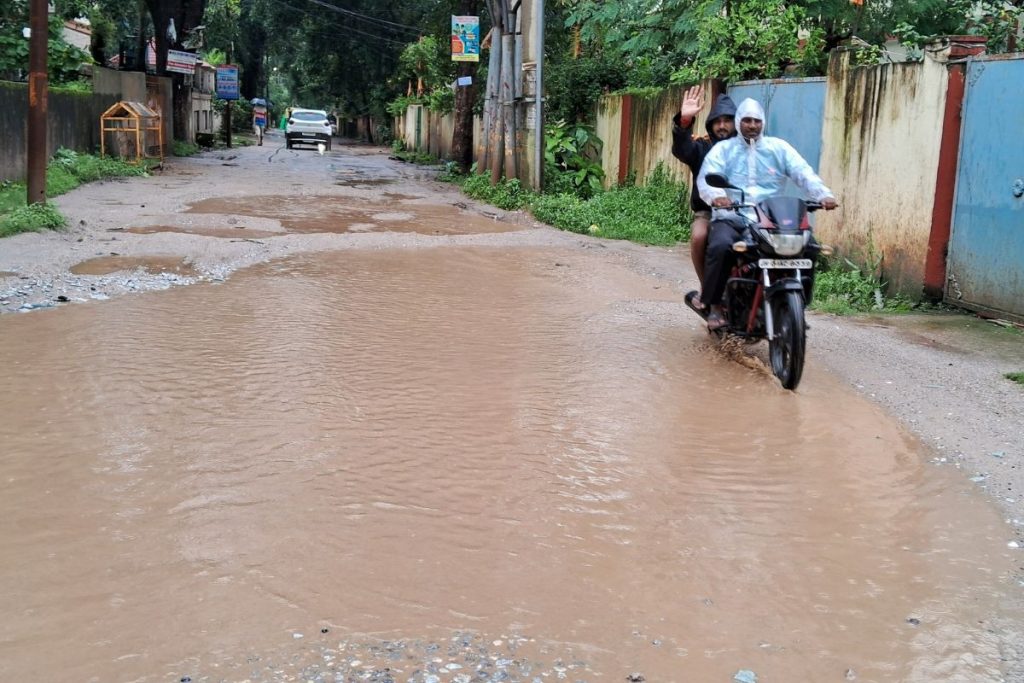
762, 231, 808, 256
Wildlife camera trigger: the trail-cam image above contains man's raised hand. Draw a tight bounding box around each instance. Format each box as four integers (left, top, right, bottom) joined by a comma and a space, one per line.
680, 85, 705, 122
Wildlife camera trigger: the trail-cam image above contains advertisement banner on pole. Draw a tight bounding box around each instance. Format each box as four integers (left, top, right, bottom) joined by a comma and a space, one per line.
166, 49, 197, 74
215, 65, 240, 100
451, 15, 480, 62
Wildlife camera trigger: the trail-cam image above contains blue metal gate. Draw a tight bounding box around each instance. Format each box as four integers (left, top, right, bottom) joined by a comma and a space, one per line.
728, 78, 827, 201
727, 78, 826, 171
948, 56, 1024, 321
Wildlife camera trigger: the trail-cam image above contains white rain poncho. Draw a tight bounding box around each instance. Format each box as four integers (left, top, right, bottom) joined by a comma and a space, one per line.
697, 98, 833, 207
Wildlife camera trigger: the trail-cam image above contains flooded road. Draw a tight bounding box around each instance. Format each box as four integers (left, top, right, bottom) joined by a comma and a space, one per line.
1, 245, 1021, 682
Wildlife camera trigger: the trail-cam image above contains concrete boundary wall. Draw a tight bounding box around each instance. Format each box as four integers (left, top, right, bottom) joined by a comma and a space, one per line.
395, 106, 481, 166
815, 49, 949, 295
0, 81, 119, 183
595, 80, 730, 190
1, 68, 174, 183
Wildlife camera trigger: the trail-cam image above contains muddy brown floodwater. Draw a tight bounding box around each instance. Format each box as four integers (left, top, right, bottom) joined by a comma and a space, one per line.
1, 245, 1021, 683
186, 195, 517, 235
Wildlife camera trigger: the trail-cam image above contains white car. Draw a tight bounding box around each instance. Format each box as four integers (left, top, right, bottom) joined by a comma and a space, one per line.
285, 108, 333, 150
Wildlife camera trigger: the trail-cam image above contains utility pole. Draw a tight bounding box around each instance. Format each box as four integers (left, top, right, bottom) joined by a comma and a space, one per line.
226, 42, 233, 149
533, 0, 544, 192
26, 0, 49, 204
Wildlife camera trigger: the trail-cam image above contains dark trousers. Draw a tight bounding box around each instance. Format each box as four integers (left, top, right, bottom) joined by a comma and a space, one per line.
700, 218, 744, 308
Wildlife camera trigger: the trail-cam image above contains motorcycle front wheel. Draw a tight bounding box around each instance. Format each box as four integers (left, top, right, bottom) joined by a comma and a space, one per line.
769, 290, 806, 390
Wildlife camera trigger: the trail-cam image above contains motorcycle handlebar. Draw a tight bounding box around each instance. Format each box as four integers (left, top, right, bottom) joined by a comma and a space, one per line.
713, 201, 839, 212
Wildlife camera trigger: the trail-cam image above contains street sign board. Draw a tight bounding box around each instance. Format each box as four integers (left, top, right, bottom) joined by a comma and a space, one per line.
215, 65, 240, 100
451, 15, 480, 62
167, 49, 197, 74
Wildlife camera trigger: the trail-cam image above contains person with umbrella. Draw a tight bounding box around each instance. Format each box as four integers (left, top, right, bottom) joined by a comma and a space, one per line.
251, 97, 269, 145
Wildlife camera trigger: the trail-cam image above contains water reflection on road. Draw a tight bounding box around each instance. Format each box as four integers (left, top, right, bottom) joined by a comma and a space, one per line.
0, 247, 1020, 682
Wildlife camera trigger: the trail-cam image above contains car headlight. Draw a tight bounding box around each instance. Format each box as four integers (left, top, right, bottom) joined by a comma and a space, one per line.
762, 231, 808, 256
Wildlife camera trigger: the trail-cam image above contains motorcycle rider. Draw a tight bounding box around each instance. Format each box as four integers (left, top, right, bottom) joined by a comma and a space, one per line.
697, 97, 837, 331
671, 85, 737, 293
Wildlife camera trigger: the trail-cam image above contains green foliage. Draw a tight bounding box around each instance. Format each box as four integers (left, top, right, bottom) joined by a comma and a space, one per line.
202, 47, 227, 66
172, 141, 200, 157
544, 121, 604, 199
460, 173, 530, 211
387, 95, 420, 117
671, 0, 807, 83
424, 86, 454, 114
0, 201, 65, 237
51, 80, 92, 93
0, 149, 150, 237
850, 43, 887, 67
811, 256, 911, 315
0, 15, 92, 84
544, 52, 628, 125
1005, 372, 1024, 386
398, 35, 447, 89
562, 0, 698, 85
388, 140, 438, 165
530, 163, 690, 246
893, 0, 1023, 54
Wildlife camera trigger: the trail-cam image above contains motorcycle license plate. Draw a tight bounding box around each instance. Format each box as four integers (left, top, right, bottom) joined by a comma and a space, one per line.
758, 258, 813, 269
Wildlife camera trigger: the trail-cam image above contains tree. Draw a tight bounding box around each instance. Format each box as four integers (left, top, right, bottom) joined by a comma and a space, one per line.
451, 0, 480, 172
672, 0, 810, 83
142, 0, 208, 140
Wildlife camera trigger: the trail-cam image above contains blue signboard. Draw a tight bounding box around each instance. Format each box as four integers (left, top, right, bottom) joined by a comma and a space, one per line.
451, 16, 480, 62
216, 65, 239, 100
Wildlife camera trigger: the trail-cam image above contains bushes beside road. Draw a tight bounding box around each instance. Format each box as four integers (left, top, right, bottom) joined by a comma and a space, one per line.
0, 149, 152, 238
448, 162, 692, 247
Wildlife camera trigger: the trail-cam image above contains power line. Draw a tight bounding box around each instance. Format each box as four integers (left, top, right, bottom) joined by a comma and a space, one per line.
262, 0, 414, 47
303, 0, 425, 35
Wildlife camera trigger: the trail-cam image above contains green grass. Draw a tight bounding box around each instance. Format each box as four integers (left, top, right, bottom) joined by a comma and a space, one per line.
172, 140, 201, 157
0, 149, 151, 237
811, 258, 912, 315
0, 200, 65, 237
446, 163, 692, 246
460, 173, 530, 211
1006, 372, 1024, 386
530, 174, 690, 246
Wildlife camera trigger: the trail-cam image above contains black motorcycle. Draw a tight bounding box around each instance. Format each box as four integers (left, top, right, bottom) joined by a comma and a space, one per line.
685, 173, 831, 390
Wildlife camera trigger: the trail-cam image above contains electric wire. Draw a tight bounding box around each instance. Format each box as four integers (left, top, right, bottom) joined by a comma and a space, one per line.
303, 0, 425, 35
262, 0, 415, 47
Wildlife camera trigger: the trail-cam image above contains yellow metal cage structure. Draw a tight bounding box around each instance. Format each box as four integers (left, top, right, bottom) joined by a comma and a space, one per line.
100, 101, 164, 164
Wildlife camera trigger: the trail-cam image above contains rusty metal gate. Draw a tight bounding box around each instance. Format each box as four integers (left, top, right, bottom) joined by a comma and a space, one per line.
947, 55, 1024, 322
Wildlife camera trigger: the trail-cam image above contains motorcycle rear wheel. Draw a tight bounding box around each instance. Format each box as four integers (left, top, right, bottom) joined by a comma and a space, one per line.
769, 291, 806, 390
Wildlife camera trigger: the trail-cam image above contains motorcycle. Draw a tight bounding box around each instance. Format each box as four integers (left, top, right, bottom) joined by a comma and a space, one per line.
684, 173, 832, 390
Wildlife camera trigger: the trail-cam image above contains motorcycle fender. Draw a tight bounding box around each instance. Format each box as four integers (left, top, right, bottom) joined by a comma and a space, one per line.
765, 279, 805, 299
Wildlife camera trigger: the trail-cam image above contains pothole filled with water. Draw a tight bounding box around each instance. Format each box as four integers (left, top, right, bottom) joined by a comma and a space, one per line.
185, 195, 519, 235
69, 255, 198, 276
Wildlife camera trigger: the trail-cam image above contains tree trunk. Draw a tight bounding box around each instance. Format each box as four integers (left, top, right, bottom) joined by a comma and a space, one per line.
452, 0, 481, 172
144, 0, 207, 142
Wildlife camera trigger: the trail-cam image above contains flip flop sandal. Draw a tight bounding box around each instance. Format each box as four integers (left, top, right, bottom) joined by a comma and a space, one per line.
706, 312, 728, 331
685, 290, 707, 316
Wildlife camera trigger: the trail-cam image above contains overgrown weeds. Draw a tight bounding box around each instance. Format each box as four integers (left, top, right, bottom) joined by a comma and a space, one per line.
0, 149, 152, 237
531, 164, 690, 245
811, 256, 911, 314
461, 172, 529, 211
1005, 372, 1024, 386
441, 161, 691, 245
172, 140, 201, 157
390, 140, 441, 165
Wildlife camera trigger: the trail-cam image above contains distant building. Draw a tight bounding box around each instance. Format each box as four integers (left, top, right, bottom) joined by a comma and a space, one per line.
62, 16, 91, 51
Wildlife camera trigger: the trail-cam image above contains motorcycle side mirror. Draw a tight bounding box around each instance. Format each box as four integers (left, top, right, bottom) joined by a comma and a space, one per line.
704, 173, 737, 189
